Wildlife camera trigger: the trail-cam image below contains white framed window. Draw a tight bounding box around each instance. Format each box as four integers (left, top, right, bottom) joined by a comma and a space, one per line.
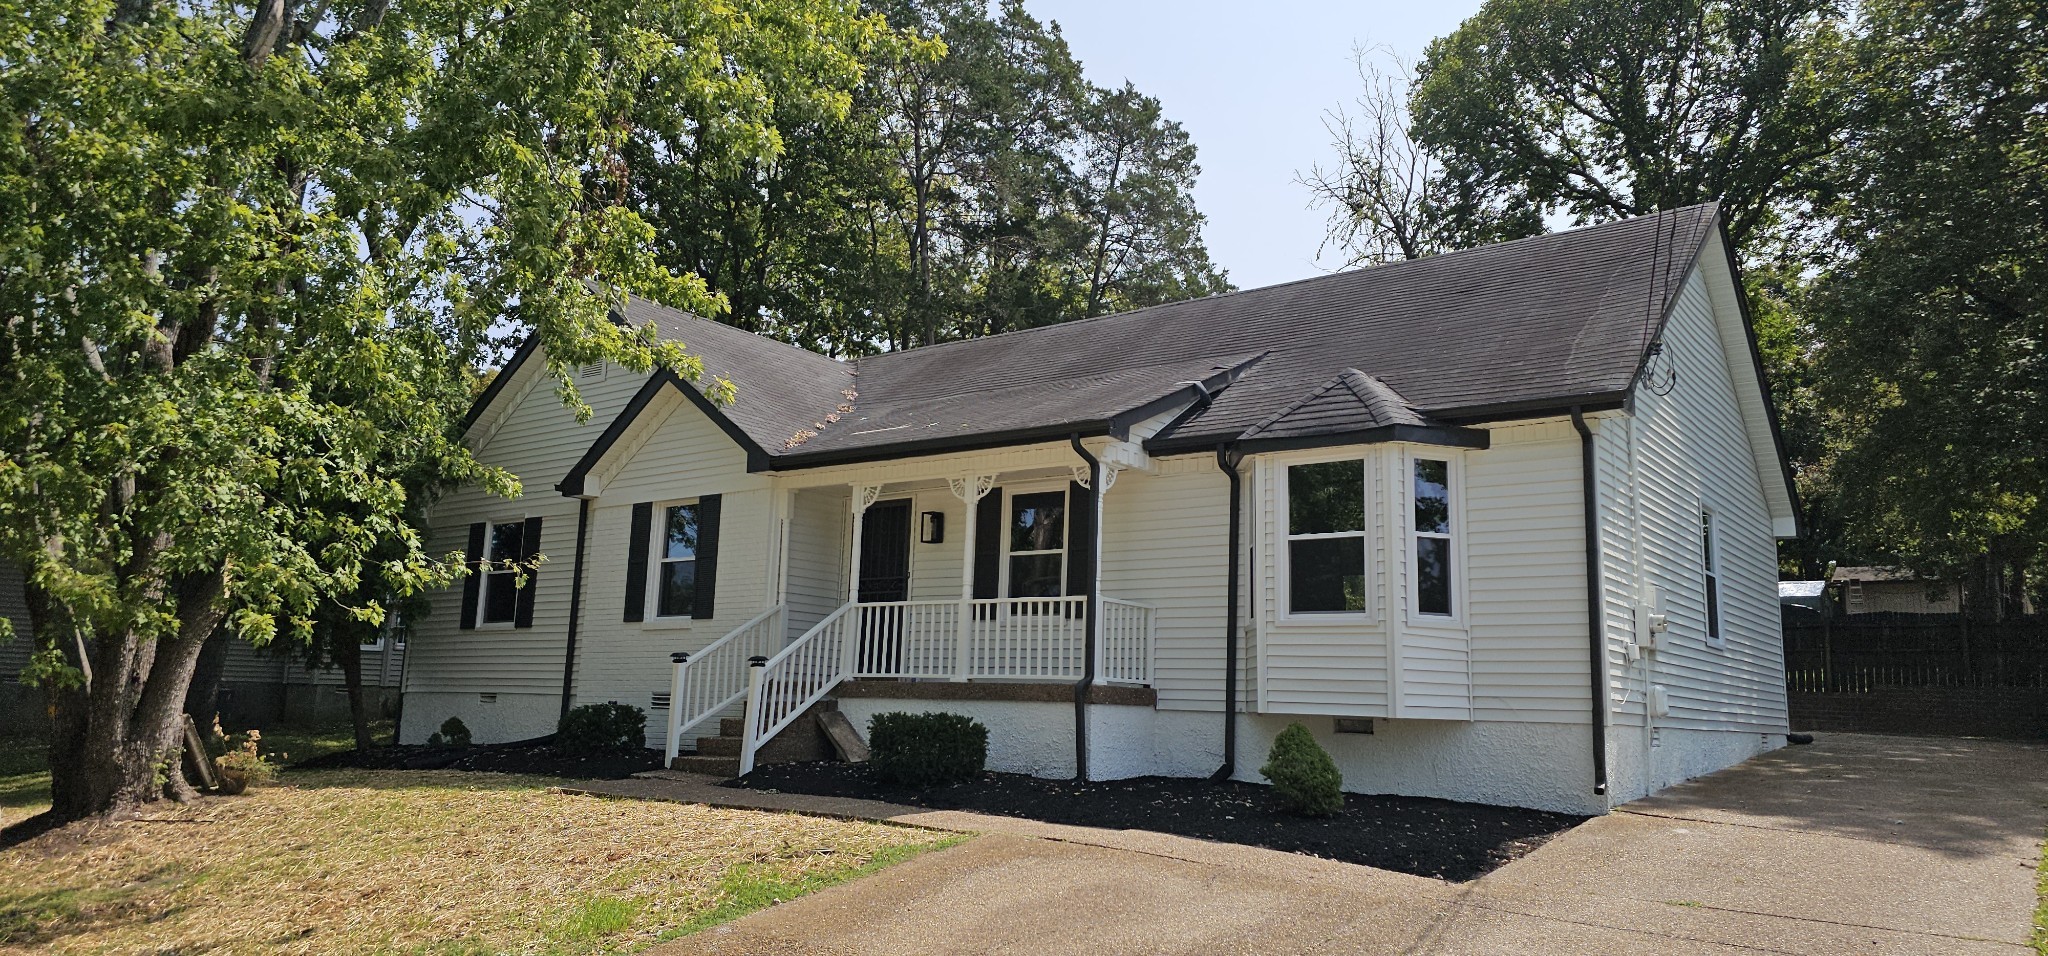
653, 501, 701, 618
1003, 487, 1067, 598
478, 519, 526, 626
1406, 455, 1461, 622
1282, 458, 1369, 615
1701, 508, 1723, 644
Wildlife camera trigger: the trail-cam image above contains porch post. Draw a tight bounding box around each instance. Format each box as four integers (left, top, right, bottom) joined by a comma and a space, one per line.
847, 483, 882, 604
949, 475, 996, 681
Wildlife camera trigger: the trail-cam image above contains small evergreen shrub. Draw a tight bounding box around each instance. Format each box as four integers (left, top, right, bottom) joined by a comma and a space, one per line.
429, 716, 472, 749
867, 711, 988, 788
556, 703, 648, 754
1260, 722, 1344, 817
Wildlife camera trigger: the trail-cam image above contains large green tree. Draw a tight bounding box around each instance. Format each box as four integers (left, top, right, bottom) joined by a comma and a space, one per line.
0, 0, 876, 823
631, 0, 1228, 354
1807, 0, 2046, 608
1407, 0, 1855, 251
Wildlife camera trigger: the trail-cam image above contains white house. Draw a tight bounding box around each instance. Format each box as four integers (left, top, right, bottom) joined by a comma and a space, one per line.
401, 203, 1798, 815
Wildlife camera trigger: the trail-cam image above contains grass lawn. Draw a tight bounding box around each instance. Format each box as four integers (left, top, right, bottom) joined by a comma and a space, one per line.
0, 725, 958, 954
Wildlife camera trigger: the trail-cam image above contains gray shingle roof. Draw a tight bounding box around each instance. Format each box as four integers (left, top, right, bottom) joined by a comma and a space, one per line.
589, 203, 1722, 468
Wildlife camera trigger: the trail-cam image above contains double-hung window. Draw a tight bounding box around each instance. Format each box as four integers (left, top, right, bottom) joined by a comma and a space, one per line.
1006, 490, 1067, 598
1411, 458, 1455, 617
656, 503, 700, 618
479, 521, 525, 625
1701, 509, 1722, 643
1286, 460, 1367, 614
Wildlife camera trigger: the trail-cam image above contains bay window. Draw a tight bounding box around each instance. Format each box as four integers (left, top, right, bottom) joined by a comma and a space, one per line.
1286, 459, 1367, 614
1412, 457, 1454, 617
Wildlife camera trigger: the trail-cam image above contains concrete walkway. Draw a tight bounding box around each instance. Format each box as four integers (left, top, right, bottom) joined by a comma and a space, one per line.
570, 734, 2048, 955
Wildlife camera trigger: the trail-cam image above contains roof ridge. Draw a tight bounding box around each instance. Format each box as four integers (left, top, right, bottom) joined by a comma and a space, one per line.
1240, 369, 1365, 439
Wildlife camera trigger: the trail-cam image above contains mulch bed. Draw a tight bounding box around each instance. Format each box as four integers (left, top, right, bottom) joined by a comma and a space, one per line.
728, 762, 1585, 882
295, 740, 663, 780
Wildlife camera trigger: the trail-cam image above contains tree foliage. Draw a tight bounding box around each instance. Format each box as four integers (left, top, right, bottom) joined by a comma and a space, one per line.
629, 0, 1230, 353
0, 0, 877, 821
1408, 0, 1855, 252
1806, 0, 2047, 602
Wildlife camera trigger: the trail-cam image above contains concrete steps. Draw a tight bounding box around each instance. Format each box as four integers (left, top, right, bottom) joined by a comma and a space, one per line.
670, 699, 840, 779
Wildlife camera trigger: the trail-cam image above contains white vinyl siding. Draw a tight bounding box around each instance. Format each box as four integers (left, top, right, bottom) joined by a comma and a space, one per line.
403, 349, 648, 735
1601, 262, 1788, 732
571, 387, 776, 752
1099, 461, 1246, 713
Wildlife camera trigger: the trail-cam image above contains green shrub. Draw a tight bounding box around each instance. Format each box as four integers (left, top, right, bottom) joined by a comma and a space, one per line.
557, 703, 647, 754
866, 711, 988, 788
428, 716, 472, 749
1260, 722, 1344, 816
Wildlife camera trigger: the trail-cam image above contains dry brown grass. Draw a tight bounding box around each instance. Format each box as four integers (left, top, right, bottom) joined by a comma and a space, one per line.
0, 769, 954, 954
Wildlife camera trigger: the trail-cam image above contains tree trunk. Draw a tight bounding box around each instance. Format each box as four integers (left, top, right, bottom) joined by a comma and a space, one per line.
43, 571, 226, 823
336, 630, 371, 751
185, 624, 232, 731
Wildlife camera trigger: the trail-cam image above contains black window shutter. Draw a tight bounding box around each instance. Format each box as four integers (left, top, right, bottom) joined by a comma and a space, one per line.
514, 516, 543, 628
1066, 482, 1095, 598
624, 502, 652, 622
973, 489, 1004, 599
459, 522, 486, 630
691, 495, 721, 619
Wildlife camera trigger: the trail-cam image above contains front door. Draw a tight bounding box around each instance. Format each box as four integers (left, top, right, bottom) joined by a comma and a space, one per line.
856, 500, 912, 673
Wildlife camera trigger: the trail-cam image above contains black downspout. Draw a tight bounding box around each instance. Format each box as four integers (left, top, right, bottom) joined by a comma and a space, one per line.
1069, 434, 1101, 783
1570, 408, 1610, 798
559, 497, 592, 724
1211, 444, 1243, 782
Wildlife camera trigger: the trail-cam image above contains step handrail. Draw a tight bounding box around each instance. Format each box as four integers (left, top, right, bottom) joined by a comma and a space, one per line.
665, 604, 786, 763
738, 601, 856, 775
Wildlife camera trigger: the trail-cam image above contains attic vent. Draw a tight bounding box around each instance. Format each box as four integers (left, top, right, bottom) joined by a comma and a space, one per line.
478, 693, 497, 704
650, 693, 671, 710
579, 362, 607, 381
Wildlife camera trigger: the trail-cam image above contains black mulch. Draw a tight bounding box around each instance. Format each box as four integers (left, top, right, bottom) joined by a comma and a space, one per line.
294, 739, 663, 780
727, 762, 1585, 882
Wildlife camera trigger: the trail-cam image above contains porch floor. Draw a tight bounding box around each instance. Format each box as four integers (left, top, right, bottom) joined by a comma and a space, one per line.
831, 679, 1155, 707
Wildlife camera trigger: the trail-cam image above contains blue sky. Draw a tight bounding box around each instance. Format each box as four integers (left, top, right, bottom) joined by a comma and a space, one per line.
1026, 0, 1486, 291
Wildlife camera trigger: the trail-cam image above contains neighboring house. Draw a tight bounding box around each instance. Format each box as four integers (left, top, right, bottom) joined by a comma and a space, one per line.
403, 202, 1798, 816
1831, 566, 1961, 616
0, 561, 404, 729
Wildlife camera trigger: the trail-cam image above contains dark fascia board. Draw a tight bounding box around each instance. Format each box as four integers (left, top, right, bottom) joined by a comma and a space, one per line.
767, 421, 1118, 472
556, 368, 770, 497
1214, 423, 1491, 456
1710, 216, 1805, 539
458, 330, 540, 436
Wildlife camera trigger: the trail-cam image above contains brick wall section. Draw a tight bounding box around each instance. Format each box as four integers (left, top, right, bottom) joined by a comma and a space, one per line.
1791, 687, 2048, 739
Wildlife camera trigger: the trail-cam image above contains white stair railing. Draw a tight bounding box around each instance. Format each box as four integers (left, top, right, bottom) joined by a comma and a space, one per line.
738, 601, 857, 775
665, 605, 786, 763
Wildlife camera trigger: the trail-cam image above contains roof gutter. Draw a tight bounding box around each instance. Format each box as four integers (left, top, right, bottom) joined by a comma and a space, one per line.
1571, 407, 1610, 799
1069, 434, 1101, 783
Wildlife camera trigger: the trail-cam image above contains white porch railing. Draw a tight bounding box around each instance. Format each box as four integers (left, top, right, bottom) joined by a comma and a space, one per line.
736, 595, 1155, 774
665, 604, 785, 763
1100, 597, 1155, 685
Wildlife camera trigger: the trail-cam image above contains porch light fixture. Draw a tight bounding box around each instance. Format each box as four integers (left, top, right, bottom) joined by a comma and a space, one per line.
919, 511, 945, 544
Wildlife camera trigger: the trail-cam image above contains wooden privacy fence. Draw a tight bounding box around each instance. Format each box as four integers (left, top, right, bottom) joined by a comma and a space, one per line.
1784, 613, 2048, 694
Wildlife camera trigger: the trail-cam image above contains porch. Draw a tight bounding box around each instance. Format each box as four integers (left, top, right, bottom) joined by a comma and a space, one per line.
661, 449, 1161, 773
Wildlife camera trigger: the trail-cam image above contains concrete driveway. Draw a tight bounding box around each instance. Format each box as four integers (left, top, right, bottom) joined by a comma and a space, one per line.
637, 734, 2048, 955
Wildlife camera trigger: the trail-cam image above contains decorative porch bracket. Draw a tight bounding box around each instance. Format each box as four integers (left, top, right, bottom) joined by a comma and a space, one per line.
948, 474, 998, 680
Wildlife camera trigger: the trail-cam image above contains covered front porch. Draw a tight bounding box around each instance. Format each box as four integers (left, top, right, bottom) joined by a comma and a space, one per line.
663, 442, 1160, 772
